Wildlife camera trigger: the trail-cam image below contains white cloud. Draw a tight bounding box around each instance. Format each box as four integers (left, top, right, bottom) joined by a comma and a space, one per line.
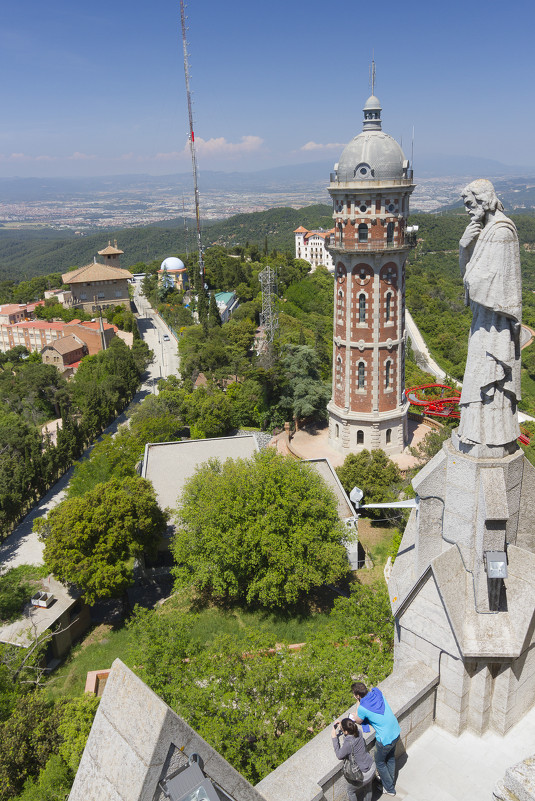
195, 135, 264, 157
156, 135, 264, 161
300, 141, 345, 152
67, 152, 96, 161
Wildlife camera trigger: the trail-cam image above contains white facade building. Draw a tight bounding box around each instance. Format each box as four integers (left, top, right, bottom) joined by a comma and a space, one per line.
294, 227, 335, 271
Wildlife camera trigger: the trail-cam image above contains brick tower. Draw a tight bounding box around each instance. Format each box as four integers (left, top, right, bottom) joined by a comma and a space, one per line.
326, 91, 415, 455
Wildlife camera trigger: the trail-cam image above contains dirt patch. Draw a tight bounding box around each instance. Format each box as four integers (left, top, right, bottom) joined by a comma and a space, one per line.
358, 518, 393, 552
357, 518, 395, 586
80, 624, 113, 649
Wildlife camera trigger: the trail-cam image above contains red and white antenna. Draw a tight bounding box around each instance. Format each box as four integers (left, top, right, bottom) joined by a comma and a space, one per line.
180, 1, 204, 284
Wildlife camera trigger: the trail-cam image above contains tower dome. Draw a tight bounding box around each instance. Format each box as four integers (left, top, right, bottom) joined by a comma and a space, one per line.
335, 95, 407, 182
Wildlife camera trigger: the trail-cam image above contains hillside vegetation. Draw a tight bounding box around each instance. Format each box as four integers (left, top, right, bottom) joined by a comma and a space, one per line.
0, 204, 332, 281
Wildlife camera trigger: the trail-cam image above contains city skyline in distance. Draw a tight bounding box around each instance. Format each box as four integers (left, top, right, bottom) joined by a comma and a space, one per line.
2, 0, 535, 179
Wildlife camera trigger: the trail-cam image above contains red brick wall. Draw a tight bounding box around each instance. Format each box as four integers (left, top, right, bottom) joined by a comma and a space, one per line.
333, 343, 346, 407
378, 347, 398, 413
349, 349, 372, 413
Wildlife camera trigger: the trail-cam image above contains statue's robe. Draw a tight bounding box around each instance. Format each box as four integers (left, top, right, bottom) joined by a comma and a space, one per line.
458, 212, 522, 446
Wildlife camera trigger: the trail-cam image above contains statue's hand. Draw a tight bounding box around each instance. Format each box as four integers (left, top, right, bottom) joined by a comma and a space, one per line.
460, 220, 482, 248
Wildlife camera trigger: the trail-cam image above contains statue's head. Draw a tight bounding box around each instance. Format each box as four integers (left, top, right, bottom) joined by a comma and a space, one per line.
461, 179, 504, 221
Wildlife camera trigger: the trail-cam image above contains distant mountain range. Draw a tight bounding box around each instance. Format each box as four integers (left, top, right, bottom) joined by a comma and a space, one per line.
1, 156, 534, 203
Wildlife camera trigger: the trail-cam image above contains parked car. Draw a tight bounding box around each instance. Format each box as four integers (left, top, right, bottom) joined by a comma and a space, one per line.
163, 334, 170, 341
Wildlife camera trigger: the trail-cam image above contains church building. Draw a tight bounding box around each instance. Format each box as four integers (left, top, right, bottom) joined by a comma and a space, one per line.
326, 92, 415, 455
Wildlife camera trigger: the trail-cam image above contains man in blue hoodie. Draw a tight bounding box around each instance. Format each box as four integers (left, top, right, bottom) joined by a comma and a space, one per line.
351, 682, 400, 797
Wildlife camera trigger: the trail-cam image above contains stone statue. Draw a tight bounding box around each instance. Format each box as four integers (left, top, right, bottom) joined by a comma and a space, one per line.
457, 179, 522, 449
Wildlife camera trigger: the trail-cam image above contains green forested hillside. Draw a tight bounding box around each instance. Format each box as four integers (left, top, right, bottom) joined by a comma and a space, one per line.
406, 212, 535, 414
0, 204, 332, 281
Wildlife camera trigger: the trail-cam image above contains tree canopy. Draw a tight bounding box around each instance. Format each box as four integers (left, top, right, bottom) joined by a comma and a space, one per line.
35, 476, 168, 603
172, 449, 349, 609
127, 579, 394, 784
336, 449, 401, 518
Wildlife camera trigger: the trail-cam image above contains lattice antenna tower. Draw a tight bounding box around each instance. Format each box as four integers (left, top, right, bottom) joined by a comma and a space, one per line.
259, 265, 279, 344
180, 1, 204, 284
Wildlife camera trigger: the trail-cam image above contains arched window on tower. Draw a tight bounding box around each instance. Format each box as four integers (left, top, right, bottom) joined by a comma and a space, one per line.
358, 293, 366, 323
338, 223, 343, 246
386, 428, 392, 444
385, 292, 392, 322
387, 221, 394, 243
358, 361, 365, 389
385, 360, 392, 389
357, 430, 364, 444
358, 223, 368, 243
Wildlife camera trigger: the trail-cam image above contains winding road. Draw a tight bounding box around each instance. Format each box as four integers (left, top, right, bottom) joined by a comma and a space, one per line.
0, 293, 180, 574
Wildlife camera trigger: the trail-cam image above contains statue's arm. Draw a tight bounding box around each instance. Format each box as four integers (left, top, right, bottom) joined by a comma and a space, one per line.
468, 224, 522, 322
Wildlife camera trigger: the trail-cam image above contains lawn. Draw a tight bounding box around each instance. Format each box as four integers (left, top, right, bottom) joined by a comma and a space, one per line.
45, 589, 335, 699
356, 517, 401, 584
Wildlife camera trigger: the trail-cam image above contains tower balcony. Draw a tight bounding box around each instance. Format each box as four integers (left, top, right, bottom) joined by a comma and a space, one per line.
326, 226, 418, 254
326, 239, 412, 255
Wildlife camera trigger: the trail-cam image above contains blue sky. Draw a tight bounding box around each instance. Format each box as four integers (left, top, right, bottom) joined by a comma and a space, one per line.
1, 0, 533, 177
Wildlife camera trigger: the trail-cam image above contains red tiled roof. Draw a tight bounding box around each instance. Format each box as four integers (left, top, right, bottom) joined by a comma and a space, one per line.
0, 304, 31, 315
42, 335, 84, 356
293, 226, 309, 233
10, 320, 66, 331
304, 231, 330, 241
62, 262, 133, 284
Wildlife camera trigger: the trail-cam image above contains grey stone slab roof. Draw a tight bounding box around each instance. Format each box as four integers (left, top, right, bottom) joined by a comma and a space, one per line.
0, 575, 79, 647
69, 659, 266, 801
141, 435, 259, 512
304, 458, 354, 521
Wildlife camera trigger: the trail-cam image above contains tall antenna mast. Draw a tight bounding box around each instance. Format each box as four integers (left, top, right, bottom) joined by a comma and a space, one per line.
180, 1, 204, 284
369, 53, 376, 95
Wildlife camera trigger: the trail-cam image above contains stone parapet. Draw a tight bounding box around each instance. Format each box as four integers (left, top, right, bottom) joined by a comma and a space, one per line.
255, 661, 438, 801
494, 756, 535, 801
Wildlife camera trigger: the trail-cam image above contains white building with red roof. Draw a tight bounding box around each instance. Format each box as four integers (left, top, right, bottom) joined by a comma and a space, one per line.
294, 226, 335, 271
0, 301, 45, 326
0, 318, 117, 355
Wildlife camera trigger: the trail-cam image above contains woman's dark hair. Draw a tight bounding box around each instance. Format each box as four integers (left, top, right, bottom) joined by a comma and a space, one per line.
341, 718, 359, 737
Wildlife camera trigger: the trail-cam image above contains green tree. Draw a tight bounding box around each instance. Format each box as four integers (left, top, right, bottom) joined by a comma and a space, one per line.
336, 449, 401, 518
15, 754, 72, 801
208, 291, 222, 327
197, 288, 208, 327
0, 693, 66, 798
127, 580, 393, 784
172, 449, 349, 608
57, 696, 100, 775
278, 345, 331, 426
35, 477, 168, 604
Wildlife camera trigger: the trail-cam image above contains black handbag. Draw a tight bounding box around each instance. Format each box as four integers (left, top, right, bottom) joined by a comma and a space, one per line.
343, 745, 364, 784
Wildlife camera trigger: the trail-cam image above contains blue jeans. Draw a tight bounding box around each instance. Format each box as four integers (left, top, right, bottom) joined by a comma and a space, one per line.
375, 736, 398, 794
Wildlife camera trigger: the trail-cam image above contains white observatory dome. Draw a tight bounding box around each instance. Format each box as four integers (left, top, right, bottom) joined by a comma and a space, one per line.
160, 257, 185, 272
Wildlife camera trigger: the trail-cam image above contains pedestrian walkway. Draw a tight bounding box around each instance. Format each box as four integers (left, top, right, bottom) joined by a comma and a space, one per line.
394, 708, 535, 800
273, 420, 433, 472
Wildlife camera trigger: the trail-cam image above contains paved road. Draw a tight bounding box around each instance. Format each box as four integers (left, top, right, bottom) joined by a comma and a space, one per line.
133, 289, 181, 385
405, 310, 533, 383
0, 295, 180, 574
405, 310, 448, 382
